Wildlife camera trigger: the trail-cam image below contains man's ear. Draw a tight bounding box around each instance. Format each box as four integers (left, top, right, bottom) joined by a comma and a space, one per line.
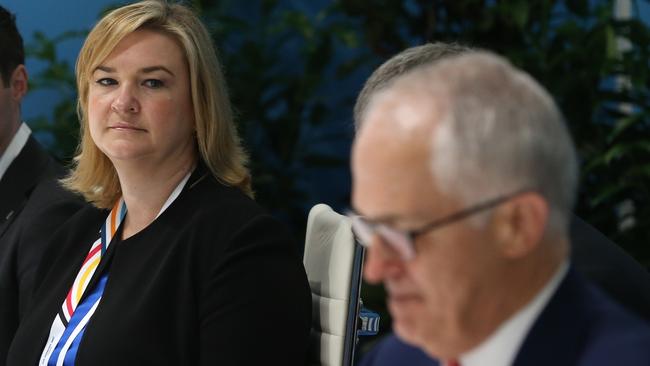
492, 192, 549, 259
10, 65, 28, 102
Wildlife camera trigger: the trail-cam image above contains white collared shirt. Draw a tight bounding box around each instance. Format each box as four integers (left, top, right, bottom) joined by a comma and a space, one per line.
458, 260, 570, 366
0, 122, 31, 182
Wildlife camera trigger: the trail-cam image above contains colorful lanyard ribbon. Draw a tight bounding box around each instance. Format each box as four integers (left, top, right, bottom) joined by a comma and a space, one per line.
39, 199, 126, 366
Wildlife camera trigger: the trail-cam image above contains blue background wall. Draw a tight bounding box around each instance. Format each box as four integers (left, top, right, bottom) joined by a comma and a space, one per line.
2, 0, 127, 121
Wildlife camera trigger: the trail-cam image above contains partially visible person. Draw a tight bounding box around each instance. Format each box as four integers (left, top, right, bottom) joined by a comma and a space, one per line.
7, 1, 311, 365
353, 42, 650, 322
351, 51, 650, 366
0, 5, 84, 364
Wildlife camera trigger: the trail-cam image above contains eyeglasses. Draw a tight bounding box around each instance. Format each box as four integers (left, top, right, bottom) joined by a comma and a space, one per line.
347, 189, 530, 261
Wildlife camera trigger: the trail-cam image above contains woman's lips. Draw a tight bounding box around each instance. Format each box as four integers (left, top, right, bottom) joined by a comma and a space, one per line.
109, 123, 146, 132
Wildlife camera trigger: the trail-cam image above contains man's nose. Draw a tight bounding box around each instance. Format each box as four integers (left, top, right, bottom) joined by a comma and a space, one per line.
363, 235, 404, 284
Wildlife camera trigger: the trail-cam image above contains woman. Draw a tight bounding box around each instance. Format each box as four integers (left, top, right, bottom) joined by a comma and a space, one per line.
7, 1, 311, 365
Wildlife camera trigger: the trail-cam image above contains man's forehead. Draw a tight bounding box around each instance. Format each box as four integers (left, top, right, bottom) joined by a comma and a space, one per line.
352, 89, 441, 209
359, 84, 442, 147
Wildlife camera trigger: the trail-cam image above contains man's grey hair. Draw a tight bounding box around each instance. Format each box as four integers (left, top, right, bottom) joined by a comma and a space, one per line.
389, 52, 578, 233
353, 42, 472, 128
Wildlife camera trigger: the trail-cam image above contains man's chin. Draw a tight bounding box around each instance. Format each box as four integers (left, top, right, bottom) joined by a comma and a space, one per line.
392, 317, 425, 346
393, 321, 415, 341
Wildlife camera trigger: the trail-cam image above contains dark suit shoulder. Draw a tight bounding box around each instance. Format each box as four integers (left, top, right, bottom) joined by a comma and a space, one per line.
178, 172, 288, 246
8, 178, 86, 282
575, 279, 650, 365
359, 334, 438, 366
16, 179, 85, 225
187, 173, 264, 218
515, 269, 650, 366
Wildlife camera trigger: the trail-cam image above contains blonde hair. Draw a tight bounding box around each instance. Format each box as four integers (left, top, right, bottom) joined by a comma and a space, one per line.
63, 0, 252, 208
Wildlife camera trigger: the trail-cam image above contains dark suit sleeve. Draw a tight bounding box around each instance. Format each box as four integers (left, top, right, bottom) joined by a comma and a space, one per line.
198, 214, 311, 365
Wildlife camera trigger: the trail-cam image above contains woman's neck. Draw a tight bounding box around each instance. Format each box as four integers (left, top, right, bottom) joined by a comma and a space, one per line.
115, 154, 196, 239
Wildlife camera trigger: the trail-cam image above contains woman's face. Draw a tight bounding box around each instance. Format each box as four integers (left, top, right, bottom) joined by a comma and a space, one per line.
88, 29, 195, 168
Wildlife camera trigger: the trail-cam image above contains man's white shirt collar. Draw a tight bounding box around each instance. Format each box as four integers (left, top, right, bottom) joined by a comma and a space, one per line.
459, 260, 570, 366
0, 122, 31, 182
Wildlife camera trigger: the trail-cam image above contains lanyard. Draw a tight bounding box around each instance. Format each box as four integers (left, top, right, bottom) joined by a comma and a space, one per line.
39, 199, 126, 366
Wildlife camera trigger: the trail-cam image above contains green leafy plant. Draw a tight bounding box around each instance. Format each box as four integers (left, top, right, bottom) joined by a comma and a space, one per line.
26, 30, 86, 162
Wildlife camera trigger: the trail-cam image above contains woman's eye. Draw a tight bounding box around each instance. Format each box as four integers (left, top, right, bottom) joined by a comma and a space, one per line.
143, 79, 164, 88
96, 78, 117, 86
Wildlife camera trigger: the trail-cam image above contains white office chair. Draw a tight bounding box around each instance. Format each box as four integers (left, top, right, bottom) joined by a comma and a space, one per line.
303, 204, 365, 366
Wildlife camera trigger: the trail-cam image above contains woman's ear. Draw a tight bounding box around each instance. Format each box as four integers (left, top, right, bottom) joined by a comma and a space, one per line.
492, 192, 549, 259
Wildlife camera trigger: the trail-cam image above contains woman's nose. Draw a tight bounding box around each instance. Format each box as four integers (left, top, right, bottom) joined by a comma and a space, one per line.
110, 85, 140, 114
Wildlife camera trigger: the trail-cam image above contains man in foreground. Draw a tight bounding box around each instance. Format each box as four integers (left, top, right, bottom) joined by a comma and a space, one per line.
351, 51, 650, 365
353, 42, 650, 322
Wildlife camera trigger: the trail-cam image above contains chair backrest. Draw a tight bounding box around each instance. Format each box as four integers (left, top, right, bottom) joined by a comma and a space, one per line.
304, 204, 364, 366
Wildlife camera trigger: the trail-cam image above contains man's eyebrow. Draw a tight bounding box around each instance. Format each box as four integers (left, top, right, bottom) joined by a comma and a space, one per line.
93, 65, 175, 77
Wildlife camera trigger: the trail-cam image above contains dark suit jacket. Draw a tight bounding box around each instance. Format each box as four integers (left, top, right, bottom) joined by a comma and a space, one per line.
570, 215, 650, 321
0, 135, 62, 230
0, 135, 84, 364
7, 164, 312, 365
359, 269, 650, 366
